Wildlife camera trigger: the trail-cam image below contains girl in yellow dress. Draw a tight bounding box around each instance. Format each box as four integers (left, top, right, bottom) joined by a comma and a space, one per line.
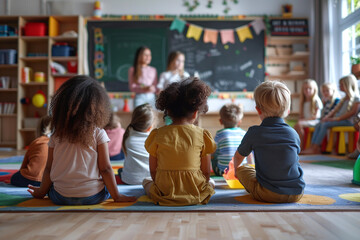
142, 77, 216, 206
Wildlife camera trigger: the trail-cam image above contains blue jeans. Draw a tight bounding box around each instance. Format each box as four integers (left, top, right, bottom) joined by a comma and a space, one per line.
10, 171, 41, 187
48, 186, 110, 205
311, 120, 353, 145
110, 150, 125, 161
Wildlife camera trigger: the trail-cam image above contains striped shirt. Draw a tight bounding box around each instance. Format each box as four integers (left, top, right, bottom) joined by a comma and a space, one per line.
213, 127, 246, 173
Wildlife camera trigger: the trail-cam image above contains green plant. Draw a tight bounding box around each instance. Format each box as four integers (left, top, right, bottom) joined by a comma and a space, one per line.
351, 56, 360, 65
183, 0, 239, 14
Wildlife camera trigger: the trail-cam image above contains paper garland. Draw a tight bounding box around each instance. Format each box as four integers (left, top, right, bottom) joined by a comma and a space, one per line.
171, 17, 265, 45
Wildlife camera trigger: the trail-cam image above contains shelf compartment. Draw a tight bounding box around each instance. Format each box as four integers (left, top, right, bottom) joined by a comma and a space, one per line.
0, 88, 17, 92
20, 82, 48, 87
51, 56, 77, 62
0, 64, 18, 68
20, 57, 48, 61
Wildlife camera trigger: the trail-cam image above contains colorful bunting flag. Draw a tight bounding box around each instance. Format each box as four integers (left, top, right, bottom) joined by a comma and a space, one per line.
251, 18, 265, 35
169, 18, 261, 44
203, 29, 218, 45
220, 29, 235, 44
236, 26, 253, 43
186, 24, 203, 41
170, 18, 186, 33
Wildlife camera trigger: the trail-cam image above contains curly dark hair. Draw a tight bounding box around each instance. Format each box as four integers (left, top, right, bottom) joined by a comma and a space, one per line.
156, 77, 212, 120
49, 75, 111, 147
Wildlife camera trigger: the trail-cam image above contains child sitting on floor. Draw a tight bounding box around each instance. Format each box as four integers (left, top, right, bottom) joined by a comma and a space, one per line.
105, 113, 125, 160
212, 103, 253, 176
234, 81, 305, 203
120, 103, 157, 185
11, 116, 51, 187
142, 77, 216, 206
28, 75, 136, 205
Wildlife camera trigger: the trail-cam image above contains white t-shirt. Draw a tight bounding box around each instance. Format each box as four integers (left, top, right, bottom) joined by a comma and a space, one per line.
157, 70, 190, 90
48, 128, 110, 197
303, 97, 323, 119
121, 128, 151, 185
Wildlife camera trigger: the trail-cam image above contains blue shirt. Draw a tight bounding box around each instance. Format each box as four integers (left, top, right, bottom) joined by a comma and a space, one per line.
213, 127, 247, 173
237, 117, 305, 195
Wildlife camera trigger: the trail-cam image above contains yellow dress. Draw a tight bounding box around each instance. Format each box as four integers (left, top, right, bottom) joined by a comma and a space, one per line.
145, 124, 216, 206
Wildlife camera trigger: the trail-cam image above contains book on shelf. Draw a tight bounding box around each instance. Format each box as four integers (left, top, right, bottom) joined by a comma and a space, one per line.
0, 102, 16, 114
292, 43, 308, 55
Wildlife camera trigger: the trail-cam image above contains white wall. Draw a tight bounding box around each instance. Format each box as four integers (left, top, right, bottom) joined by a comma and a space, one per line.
1, 0, 312, 18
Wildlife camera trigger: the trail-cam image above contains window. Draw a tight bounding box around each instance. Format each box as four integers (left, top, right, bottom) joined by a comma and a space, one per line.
341, 20, 360, 76
341, 0, 360, 18
338, 0, 360, 77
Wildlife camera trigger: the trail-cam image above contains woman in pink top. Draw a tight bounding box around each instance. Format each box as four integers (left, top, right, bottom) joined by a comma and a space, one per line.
128, 46, 157, 108
105, 113, 125, 160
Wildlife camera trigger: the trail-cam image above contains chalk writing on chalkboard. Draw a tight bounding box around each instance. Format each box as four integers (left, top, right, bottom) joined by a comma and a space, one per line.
270, 19, 309, 36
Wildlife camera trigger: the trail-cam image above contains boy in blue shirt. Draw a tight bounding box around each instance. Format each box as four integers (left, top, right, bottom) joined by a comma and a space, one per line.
212, 103, 253, 176
234, 81, 305, 203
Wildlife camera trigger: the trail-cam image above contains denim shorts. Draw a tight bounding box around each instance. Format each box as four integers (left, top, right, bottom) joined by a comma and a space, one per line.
48, 186, 110, 205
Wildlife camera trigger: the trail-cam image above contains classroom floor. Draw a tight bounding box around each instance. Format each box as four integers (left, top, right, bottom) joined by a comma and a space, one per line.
1, 150, 360, 239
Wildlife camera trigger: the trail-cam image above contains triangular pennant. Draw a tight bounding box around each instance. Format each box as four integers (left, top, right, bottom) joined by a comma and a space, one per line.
203, 29, 218, 45
236, 26, 253, 43
169, 18, 186, 33
220, 29, 235, 44
251, 19, 265, 35
186, 24, 203, 41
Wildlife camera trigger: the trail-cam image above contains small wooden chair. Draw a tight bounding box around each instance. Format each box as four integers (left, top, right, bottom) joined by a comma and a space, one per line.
326, 126, 359, 155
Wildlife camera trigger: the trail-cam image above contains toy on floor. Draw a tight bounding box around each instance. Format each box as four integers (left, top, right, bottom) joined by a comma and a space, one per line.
223, 159, 255, 189
352, 155, 360, 185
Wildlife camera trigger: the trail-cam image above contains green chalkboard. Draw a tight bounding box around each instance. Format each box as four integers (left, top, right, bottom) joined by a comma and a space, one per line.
87, 20, 264, 92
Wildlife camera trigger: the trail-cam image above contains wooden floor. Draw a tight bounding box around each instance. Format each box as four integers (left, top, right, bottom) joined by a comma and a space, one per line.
0, 212, 360, 239
1, 151, 360, 239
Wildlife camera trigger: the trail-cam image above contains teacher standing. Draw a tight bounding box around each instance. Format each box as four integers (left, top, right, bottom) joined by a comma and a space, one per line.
128, 46, 157, 108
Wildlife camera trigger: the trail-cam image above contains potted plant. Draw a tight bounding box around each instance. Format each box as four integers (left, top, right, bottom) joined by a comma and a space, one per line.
351, 56, 360, 79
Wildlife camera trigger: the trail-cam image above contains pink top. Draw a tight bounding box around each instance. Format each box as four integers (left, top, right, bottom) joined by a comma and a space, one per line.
128, 66, 157, 93
105, 127, 125, 157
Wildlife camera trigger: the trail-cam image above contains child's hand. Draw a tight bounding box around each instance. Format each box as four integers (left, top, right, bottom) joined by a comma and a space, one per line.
114, 194, 137, 202
27, 185, 46, 199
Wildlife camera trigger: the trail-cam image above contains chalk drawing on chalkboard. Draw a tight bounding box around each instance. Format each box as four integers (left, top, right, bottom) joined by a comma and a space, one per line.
208, 49, 221, 57
115, 64, 132, 82
215, 80, 247, 90
235, 82, 247, 89
196, 50, 207, 63
240, 61, 252, 71
199, 70, 213, 80
247, 69, 255, 78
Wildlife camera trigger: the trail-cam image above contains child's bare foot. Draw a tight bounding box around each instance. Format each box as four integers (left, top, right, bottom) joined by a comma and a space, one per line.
300, 145, 321, 155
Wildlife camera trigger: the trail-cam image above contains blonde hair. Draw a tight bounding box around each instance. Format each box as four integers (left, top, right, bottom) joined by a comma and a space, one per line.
339, 74, 359, 111
219, 103, 243, 128
300, 79, 320, 118
254, 81, 291, 118
321, 82, 338, 104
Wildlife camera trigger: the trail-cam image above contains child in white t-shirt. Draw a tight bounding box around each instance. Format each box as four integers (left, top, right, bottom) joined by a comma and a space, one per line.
28, 75, 136, 205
